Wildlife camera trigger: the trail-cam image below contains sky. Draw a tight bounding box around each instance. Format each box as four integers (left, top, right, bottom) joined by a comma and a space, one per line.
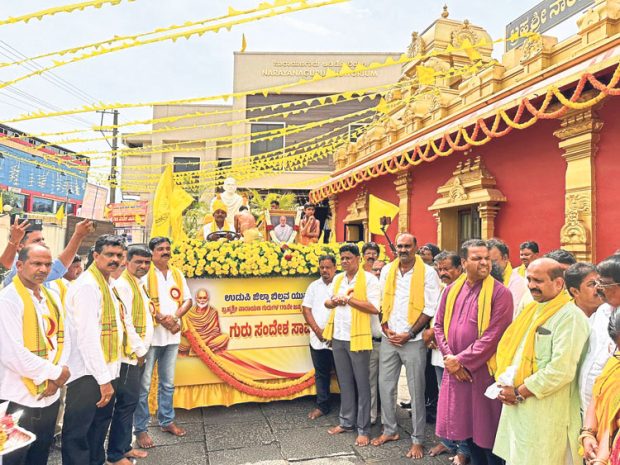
0, 0, 581, 195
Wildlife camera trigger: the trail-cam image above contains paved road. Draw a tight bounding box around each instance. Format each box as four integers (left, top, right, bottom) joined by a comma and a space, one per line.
49, 396, 452, 464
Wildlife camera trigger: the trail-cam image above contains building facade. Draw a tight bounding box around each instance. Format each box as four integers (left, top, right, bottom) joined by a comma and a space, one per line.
121, 51, 403, 211
310, 2, 620, 262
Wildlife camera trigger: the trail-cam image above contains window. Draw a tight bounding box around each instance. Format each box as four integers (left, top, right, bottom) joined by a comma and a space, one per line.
250, 123, 285, 156
349, 123, 369, 142
32, 197, 54, 213
173, 157, 200, 193
458, 206, 481, 246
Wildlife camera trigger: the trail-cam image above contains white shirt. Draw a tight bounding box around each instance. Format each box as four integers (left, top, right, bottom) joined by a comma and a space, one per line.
302, 277, 333, 350
327, 270, 380, 342
0, 283, 71, 407
379, 261, 441, 341
506, 268, 528, 314
65, 270, 123, 385
113, 276, 153, 364
431, 286, 448, 368
579, 303, 616, 412
147, 267, 191, 347
203, 222, 236, 240
48, 277, 70, 299
274, 224, 293, 242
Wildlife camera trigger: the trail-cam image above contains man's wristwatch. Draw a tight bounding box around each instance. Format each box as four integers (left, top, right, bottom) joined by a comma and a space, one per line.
513, 387, 525, 403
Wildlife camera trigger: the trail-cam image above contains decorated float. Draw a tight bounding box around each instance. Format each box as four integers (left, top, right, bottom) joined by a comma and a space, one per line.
166, 239, 388, 408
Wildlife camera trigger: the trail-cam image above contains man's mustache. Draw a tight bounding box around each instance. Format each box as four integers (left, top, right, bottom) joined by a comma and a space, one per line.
161, 253, 171, 258
108, 262, 120, 268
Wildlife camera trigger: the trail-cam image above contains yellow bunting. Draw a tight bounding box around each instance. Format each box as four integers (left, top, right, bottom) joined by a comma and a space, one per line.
375, 97, 389, 114
461, 38, 482, 62
0, 0, 137, 27
416, 65, 436, 86
240, 33, 247, 52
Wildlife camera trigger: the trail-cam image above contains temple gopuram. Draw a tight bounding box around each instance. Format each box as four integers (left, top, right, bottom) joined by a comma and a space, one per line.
310, 1, 620, 262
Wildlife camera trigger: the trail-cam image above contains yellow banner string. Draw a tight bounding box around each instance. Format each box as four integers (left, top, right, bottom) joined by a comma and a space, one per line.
0, 0, 137, 27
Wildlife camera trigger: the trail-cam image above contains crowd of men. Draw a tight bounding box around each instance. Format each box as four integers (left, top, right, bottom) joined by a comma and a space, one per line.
0, 219, 190, 465
301, 236, 620, 465
1, 214, 619, 465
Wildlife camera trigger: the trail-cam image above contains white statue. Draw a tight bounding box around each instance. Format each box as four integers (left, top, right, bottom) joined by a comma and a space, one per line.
210, 177, 243, 222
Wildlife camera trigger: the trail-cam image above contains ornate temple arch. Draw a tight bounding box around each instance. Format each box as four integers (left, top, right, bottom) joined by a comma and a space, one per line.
428, 157, 506, 251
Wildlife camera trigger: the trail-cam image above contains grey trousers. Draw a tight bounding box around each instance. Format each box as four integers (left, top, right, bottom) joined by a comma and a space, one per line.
332, 338, 371, 436
369, 339, 381, 423
379, 338, 426, 444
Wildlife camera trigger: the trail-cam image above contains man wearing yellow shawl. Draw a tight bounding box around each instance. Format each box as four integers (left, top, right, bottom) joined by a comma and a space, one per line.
434, 239, 513, 465
324, 243, 380, 447
493, 258, 590, 465
62, 235, 126, 465
517, 241, 540, 277
0, 244, 71, 465
370, 233, 441, 460
107, 245, 154, 464
203, 197, 236, 240
134, 237, 192, 449
581, 307, 620, 465
488, 239, 527, 315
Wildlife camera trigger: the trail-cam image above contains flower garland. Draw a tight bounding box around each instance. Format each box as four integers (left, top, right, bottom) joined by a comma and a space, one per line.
183, 324, 316, 398
310, 59, 620, 203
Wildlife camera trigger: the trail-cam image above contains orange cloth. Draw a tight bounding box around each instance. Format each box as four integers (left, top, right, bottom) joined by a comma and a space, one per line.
180, 305, 229, 354
299, 217, 320, 245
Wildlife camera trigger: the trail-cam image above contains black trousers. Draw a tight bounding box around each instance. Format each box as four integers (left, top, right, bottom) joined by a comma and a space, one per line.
1, 399, 59, 465
62, 375, 117, 465
309, 346, 334, 414
468, 438, 505, 465
107, 363, 144, 462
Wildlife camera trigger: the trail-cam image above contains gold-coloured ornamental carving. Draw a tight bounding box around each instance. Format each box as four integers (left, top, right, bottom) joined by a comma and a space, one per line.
448, 177, 468, 202
560, 193, 591, 244
451, 20, 479, 48
520, 35, 544, 63
407, 32, 426, 58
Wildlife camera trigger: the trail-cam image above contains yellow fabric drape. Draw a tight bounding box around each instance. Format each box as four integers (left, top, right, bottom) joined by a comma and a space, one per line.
381, 255, 426, 325
444, 274, 496, 375
516, 264, 526, 278
593, 355, 620, 445
503, 262, 513, 286
495, 290, 571, 385
13, 276, 65, 395
323, 268, 372, 352
147, 265, 184, 314
53, 279, 68, 304
89, 266, 120, 363
121, 270, 148, 338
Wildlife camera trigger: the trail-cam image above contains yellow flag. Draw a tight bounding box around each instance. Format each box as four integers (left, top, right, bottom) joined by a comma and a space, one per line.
416, 65, 436, 86
55, 204, 65, 222
170, 184, 194, 242
240, 33, 247, 52
368, 194, 400, 236
134, 214, 144, 226
150, 165, 174, 238
376, 97, 389, 114
461, 38, 481, 62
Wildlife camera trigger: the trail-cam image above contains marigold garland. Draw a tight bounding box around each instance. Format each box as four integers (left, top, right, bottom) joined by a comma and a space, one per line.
310, 60, 620, 203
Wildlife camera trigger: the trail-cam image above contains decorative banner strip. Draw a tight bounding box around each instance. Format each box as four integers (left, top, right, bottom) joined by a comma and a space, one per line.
0, 0, 349, 92
0, 0, 137, 27
1, 32, 538, 125
308, 61, 620, 203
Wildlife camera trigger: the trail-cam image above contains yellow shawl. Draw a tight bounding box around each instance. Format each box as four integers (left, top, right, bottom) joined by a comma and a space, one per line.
381, 255, 426, 326
147, 265, 184, 315
121, 270, 148, 339
13, 276, 65, 395
53, 279, 68, 304
205, 220, 231, 235
323, 268, 373, 352
593, 355, 620, 445
516, 264, 526, 278
503, 262, 513, 286
444, 274, 496, 375
89, 266, 120, 363
495, 290, 571, 385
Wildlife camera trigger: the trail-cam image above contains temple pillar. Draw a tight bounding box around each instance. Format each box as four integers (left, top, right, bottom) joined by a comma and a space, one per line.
478, 203, 500, 240
328, 195, 338, 241
394, 171, 412, 233
553, 108, 603, 262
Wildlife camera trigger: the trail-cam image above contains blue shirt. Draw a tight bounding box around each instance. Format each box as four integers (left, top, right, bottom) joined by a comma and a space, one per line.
2, 258, 67, 288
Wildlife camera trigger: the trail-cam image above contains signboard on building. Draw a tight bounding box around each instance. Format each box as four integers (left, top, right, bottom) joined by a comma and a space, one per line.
80, 183, 109, 220
505, 0, 594, 51
109, 200, 148, 227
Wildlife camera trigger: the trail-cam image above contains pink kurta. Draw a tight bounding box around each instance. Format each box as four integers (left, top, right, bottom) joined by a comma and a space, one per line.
434, 278, 513, 449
